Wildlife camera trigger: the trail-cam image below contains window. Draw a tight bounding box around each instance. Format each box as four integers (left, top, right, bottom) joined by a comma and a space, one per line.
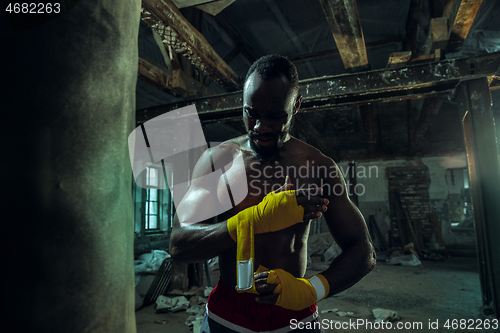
132, 164, 174, 236
145, 166, 160, 231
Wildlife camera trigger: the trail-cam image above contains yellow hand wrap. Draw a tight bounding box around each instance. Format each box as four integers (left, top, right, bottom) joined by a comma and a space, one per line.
227, 190, 304, 241
267, 269, 330, 311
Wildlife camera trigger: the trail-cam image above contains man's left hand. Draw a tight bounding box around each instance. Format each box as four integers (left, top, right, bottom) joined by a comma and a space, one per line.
254, 269, 317, 311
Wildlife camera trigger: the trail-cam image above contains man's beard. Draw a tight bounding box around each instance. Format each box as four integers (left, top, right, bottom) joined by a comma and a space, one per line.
244, 118, 295, 162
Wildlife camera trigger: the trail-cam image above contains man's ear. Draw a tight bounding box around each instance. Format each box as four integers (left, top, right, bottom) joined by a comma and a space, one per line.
293, 95, 303, 115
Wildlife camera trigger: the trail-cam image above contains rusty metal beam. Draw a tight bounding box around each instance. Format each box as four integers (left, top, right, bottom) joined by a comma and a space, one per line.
136, 52, 500, 124
141, 0, 240, 91
446, 0, 483, 53
319, 0, 369, 71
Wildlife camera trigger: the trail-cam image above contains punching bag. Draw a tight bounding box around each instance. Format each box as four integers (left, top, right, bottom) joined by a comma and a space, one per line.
2, 1, 140, 332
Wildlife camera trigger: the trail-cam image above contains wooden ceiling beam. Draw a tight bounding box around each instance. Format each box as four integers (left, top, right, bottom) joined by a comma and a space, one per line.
141, 0, 240, 91
319, 0, 369, 71
138, 54, 213, 98
446, 0, 483, 53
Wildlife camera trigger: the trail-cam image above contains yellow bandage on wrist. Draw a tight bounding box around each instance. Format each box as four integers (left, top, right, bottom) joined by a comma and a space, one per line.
227, 190, 304, 241
235, 218, 257, 293
267, 269, 330, 311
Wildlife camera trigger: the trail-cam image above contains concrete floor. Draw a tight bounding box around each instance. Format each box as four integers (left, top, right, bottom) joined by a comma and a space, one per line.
136, 256, 491, 333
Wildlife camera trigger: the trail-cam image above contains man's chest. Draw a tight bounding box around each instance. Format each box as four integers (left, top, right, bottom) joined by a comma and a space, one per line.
216, 155, 324, 212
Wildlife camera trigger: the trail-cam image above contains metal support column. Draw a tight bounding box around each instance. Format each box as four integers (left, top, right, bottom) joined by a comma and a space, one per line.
458, 78, 500, 317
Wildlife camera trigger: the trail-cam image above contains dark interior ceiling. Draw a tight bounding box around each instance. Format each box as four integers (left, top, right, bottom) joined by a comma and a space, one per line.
136, 0, 500, 162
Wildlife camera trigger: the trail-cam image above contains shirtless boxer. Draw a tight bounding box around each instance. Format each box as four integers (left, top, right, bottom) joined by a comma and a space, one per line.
169, 55, 376, 332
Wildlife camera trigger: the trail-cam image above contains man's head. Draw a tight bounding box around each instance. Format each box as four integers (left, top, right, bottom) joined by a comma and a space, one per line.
243, 55, 302, 161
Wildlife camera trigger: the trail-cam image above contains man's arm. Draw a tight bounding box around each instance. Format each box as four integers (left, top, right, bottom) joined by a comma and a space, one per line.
169, 147, 329, 263
254, 158, 375, 308
169, 147, 235, 263
320, 159, 376, 296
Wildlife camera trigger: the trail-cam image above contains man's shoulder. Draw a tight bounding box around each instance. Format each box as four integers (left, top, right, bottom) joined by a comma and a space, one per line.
288, 136, 336, 166
200, 135, 247, 169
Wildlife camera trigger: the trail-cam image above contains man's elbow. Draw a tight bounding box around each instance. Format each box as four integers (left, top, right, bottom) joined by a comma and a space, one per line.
364, 242, 377, 274
168, 233, 187, 263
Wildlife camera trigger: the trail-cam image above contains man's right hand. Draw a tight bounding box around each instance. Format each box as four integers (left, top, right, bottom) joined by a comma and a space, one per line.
227, 176, 328, 241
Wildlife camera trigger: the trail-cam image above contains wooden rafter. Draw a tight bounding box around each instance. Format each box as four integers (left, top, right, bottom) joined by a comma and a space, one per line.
141, 0, 240, 91
446, 0, 483, 53
138, 55, 213, 98
319, 0, 369, 71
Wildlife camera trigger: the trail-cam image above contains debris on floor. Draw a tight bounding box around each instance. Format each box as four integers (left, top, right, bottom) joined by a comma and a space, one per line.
185, 315, 204, 331
336, 311, 356, 317
135, 250, 171, 274
388, 253, 422, 266
150, 285, 209, 330
204, 287, 214, 297
372, 308, 401, 322
156, 296, 189, 313
320, 308, 338, 314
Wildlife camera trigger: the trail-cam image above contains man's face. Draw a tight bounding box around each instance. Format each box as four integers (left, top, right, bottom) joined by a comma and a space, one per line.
243, 73, 301, 160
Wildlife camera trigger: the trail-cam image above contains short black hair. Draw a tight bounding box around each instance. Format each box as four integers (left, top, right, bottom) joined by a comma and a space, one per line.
244, 54, 299, 93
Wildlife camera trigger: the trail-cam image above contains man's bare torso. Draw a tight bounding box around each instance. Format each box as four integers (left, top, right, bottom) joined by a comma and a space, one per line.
213, 135, 330, 287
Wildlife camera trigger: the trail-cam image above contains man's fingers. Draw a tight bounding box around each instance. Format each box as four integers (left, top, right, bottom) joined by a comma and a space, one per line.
302, 205, 327, 220
295, 187, 323, 198
254, 282, 277, 294
296, 196, 329, 207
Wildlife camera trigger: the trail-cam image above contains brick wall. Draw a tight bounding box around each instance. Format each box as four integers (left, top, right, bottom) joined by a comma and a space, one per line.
386, 161, 433, 246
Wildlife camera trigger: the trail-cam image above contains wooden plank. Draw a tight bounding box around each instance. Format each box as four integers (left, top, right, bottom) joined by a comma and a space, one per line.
446, 0, 483, 53
319, 0, 369, 71
387, 51, 412, 69
142, 0, 240, 91
138, 55, 214, 97
423, 17, 449, 55
429, 212, 446, 249
409, 54, 435, 64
